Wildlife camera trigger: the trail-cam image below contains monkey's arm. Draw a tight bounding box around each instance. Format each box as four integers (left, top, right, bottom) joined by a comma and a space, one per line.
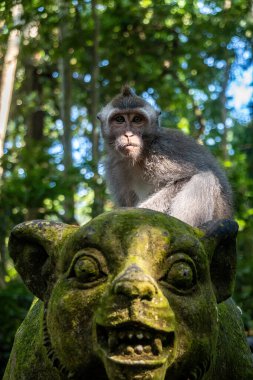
137, 186, 176, 213
169, 171, 227, 226
138, 171, 229, 226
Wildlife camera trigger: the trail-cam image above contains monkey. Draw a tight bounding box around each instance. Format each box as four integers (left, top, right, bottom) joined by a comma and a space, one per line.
97, 85, 233, 227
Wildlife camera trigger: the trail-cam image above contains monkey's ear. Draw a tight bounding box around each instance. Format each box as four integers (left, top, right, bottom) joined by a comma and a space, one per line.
9, 220, 77, 300
156, 110, 162, 116
200, 219, 238, 304
96, 113, 101, 121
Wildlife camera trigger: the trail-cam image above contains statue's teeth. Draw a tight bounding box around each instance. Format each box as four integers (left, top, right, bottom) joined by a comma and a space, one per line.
125, 346, 134, 355
128, 332, 133, 339
135, 345, 144, 354
144, 345, 152, 353
153, 338, 163, 354
136, 332, 144, 339
145, 332, 151, 339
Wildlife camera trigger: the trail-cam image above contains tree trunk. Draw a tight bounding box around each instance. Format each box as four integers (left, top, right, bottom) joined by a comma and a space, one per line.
24, 65, 45, 221
58, 0, 76, 223
0, 4, 23, 287
90, 0, 106, 218
0, 4, 23, 177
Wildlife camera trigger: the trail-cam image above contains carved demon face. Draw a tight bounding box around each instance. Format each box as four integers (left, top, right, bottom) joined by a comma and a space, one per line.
8, 209, 237, 380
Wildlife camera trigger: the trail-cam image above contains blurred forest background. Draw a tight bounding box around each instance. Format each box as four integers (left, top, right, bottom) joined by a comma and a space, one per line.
0, 0, 253, 375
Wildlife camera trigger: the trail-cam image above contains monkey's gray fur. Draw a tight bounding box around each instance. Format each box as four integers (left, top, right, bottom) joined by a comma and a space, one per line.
97, 85, 232, 227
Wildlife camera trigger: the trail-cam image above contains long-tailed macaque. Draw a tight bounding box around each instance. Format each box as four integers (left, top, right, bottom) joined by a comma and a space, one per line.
97, 86, 232, 227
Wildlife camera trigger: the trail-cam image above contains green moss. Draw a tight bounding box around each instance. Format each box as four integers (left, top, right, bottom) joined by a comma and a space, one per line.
3, 299, 60, 380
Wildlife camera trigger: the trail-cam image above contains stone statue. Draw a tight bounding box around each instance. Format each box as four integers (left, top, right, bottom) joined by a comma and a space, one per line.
3, 209, 253, 380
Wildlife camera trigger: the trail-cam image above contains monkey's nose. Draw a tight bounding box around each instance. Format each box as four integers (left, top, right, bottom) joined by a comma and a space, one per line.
113, 264, 157, 301
124, 131, 134, 138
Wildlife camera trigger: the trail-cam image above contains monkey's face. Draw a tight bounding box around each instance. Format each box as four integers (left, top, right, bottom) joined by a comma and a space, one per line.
98, 87, 160, 162
108, 111, 147, 161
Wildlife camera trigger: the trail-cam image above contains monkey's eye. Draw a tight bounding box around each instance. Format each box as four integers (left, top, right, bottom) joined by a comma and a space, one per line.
114, 115, 125, 123
132, 115, 143, 123
160, 259, 196, 293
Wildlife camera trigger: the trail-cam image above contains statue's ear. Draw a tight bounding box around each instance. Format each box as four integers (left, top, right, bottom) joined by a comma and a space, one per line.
200, 219, 238, 304
9, 220, 77, 300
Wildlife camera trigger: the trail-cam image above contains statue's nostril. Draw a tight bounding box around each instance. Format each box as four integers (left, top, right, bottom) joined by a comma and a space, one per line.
113, 279, 156, 301
114, 280, 156, 300
112, 264, 158, 301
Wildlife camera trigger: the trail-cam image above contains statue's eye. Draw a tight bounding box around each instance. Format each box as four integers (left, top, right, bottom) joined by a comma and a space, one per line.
161, 260, 196, 292
68, 249, 108, 288
74, 256, 101, 283
114, 115, 125, 123
132, 115, 143, 123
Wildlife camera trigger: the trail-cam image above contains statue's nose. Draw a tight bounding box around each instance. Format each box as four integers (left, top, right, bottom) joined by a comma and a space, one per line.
113, 264, 157, 301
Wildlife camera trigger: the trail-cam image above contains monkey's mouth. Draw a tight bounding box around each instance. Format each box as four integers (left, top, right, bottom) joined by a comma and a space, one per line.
122, 143, 140, 151
125, 143, 139, 147
120, 142, 140, 150
96, 323, 174, 366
